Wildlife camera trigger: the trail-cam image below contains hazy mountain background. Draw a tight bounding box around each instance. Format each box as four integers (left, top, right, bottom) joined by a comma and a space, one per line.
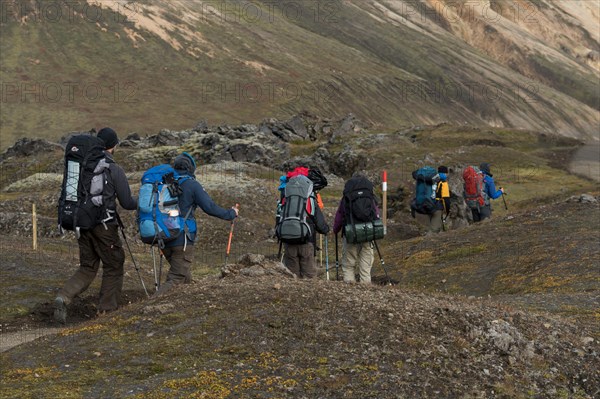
1, 0, 599, 149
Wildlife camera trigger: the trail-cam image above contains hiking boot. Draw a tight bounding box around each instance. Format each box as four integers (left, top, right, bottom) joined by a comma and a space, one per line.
53, 296, 67, 324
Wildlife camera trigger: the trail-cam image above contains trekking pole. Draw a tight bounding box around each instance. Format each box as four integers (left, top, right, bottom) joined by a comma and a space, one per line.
158, 249, 164, 290
441, 199, 448, 232
372, 240, 390, 284
320, 234, 323, 270
118, 223, 149, 298
324, 234, 330, 281
277, 240, 283, 261
224, 204, 239, 267
501, 191, 508, 211
335, 233, 340, 281
151, 247, 159, 292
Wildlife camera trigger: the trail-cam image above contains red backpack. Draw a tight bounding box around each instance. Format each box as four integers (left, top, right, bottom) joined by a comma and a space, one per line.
463, 166, 485, 210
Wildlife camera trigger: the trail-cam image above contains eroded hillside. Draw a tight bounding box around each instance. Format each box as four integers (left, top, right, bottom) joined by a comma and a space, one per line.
1, 0, 598, 149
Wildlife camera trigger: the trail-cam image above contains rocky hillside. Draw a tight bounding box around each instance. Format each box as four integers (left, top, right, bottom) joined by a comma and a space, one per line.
1, 0, 599, 149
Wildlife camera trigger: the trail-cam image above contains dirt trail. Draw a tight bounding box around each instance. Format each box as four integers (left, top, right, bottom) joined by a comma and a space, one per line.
570, 142, 600, 182
0, 328, 62, 353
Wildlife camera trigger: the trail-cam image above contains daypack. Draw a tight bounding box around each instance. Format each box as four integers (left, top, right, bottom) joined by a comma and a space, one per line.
463, 166, 485, 210
410, 166, 438, 215
276, 174, 315, 244
342, 176, 384, 243
58, 134, 112, 232
138, 164, 196, 247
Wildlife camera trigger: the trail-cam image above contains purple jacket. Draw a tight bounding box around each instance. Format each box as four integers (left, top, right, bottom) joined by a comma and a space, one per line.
333, 199, 380, 234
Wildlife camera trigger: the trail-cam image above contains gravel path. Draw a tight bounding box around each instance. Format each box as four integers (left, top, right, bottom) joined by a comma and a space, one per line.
570, 141, 600, 182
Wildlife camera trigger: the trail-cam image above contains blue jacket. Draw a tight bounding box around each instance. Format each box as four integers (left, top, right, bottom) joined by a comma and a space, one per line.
165, 170, 237, 248
483, 173, 503, 204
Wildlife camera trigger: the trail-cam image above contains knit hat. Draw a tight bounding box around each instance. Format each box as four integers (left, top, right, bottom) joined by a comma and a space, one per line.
97, 127, 119, 149
174, 152, 197, 174
480, 162, 492, 176
437, 166, 449, 174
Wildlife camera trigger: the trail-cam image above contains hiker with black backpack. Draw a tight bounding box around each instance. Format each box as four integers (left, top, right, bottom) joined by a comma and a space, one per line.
333, 174, 382, 284
55, 128, 137, 323
276, 167, 329, 279
155, 153, 239, 294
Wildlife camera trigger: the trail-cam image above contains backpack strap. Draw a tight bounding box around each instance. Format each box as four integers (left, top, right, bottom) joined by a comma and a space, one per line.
182, 206, 195, 250
150, 182, 165, 249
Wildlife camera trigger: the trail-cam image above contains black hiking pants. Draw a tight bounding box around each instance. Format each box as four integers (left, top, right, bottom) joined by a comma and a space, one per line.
472, 205, 491, 222
58, 224, 125, 312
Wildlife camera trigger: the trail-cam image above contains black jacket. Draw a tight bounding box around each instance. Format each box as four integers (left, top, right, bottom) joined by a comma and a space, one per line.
307, 205, 330, 245
104, 152, 137, 219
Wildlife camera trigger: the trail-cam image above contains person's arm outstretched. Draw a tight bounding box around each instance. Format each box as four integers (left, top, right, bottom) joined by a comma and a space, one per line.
485, 176, 504, 200
192, 181, 237, 220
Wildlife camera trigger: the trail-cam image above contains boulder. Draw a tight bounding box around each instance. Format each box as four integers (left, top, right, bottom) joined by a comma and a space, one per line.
282, 147, 331, 173
0, 138, 63, 162
330, 145, 368, 177
285, 115, 309, 140
221, 253, 296, 279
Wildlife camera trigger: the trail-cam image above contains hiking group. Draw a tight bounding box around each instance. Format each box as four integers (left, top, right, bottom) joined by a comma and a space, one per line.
53, 128, 506, 323
54, 129, 238, 323
411, 164, 506, 232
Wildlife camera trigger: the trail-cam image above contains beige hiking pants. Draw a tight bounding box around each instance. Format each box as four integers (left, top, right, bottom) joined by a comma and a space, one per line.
342, 239, 374, 283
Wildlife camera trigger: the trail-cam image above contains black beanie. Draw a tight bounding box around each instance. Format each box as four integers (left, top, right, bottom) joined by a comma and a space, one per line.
438, 166, 449, 174
480, 162, 492, 176
174, 152, 197, 174
97, 127, 119, 149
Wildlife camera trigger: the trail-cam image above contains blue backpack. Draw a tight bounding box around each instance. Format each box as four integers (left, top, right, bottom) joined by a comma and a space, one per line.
410, 166, 438, 215
138, 164, 196, 247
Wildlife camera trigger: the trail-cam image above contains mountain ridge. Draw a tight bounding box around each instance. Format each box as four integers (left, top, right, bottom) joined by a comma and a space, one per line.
1, 0, 598, 149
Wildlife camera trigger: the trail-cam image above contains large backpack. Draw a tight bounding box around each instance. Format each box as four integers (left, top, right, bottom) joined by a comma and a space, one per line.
410, 166, 438, 215
58, 134, 112, 232
463, 166, 485, 210
343, 176, 377, 223
138, 164, 196, 247
276, 174, 315, 244
342, 176, 384, 244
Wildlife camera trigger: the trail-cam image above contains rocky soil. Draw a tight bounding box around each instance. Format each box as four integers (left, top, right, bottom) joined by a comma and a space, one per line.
1, 257, 599, 398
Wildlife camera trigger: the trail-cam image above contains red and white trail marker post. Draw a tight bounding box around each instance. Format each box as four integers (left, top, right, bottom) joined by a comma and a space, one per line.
382, 171, 388, 235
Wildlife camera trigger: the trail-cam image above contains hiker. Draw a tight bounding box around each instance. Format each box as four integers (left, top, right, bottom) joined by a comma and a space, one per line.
411, 166, 447, 233
54, 127, 137, 323
435, 165, 451, 228
333, 174, 380, 284
157, 153, 239, 294
277, 167, 330, 279
475, 162, 505, 222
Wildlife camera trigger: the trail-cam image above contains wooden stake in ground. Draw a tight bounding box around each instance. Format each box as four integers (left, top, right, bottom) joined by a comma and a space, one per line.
382, 170, 388, 235
32, 203, 38, 250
